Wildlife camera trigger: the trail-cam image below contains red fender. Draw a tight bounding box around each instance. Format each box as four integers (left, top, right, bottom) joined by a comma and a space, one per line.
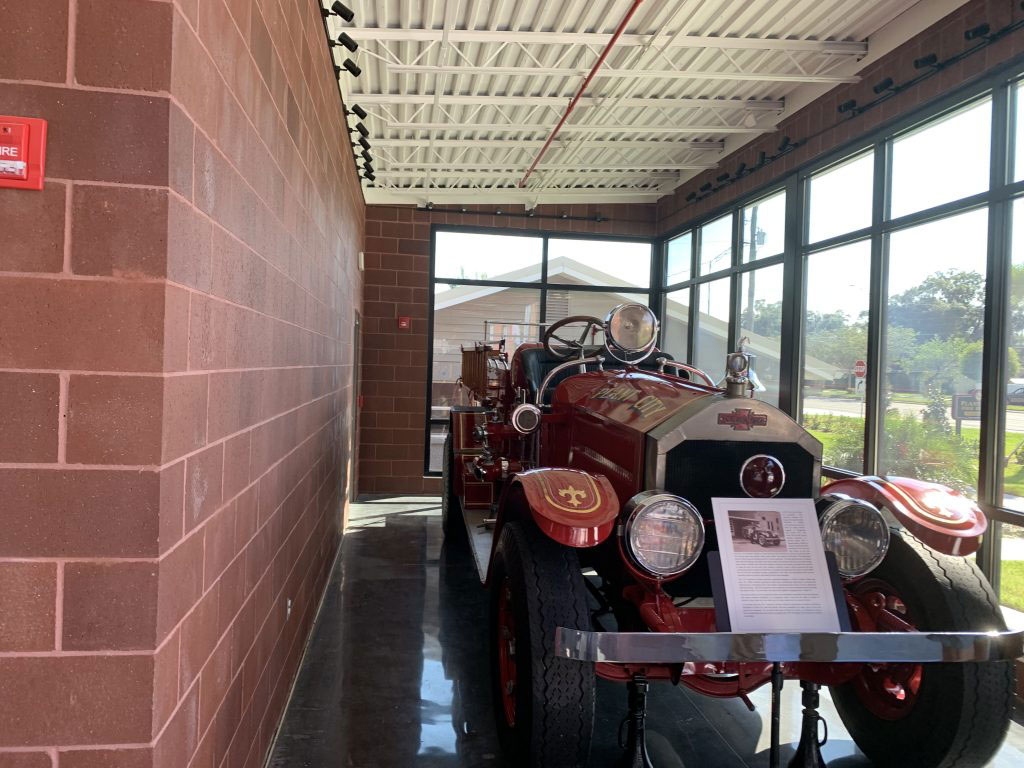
509, 468, 619, 547
822, 475, 987, 556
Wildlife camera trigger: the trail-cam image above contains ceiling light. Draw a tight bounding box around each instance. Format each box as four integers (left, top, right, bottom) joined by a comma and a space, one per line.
964, 23, 990, 41
350, 104, 368, 120
778, 135, 792, 151
330, 2, 354, 22
914, 53, 939, 69
361, 150, 372, 162
343, 59, 361, 77
358, 136, 371, 151
735, 162, 747, 175
685, 192, 697, 202
872, 77, 894, 94
716, 172, 730, 182
742, 113, 758, 128
838, 99, 857, 113
699, 182, 712, 192
355, 123, 369, 138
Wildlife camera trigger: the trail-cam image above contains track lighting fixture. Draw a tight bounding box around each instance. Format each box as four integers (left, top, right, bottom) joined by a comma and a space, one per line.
355, 123, 369, 138
872, 77, 894, 94
735, 162, 747, 176
964, 23, 990, 41
838, 99, 857, 114
685, 192, 697, 202
716, 172, 730, 182
361, 150, 372, 163
699, 182, 712, 192
358, 136, 371, 152
914, 53, 938, 69
350, 104, 368, 121
778, 135, 792, 151
343, 59, 361, 77
336, 32, 358, 53
330, 2, 354, 22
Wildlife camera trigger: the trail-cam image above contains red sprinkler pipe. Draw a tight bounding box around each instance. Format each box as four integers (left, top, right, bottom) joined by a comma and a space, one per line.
518, 0, 646, 188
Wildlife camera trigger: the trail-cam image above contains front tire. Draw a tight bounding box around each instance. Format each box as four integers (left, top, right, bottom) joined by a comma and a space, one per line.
831, 529, 1015, 768
489, 521, 595, 767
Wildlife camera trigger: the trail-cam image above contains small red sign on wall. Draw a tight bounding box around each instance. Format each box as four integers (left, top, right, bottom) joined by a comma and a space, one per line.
0, 116, 47, 191
397, 316, 411, 330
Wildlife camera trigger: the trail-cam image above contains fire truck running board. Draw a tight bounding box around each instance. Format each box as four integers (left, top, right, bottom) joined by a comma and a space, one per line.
461, 505, 493, 582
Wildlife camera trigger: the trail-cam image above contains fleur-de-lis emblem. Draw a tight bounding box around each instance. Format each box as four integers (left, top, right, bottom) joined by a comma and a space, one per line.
558, 485, 587, 507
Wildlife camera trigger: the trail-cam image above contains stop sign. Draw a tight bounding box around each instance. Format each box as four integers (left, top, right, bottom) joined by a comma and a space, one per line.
853, 360, 867, 378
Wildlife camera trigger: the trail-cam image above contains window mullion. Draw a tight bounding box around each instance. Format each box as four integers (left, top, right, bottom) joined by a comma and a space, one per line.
863, 142, 889, 476
778, 174, 804, 418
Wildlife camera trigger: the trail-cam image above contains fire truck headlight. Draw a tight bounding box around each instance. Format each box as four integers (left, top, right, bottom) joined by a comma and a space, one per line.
623, 491, 705, 579
816, 493, 890, 579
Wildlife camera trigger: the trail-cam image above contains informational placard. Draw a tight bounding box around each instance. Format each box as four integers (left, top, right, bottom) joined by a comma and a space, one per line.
711, 497, 841, 633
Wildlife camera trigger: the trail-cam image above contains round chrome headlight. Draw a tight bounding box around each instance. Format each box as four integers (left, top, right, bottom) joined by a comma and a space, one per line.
816, 493, 890, 579
623, 491, 705, 579
510, 403, 541, 434
605, 303, 658, 354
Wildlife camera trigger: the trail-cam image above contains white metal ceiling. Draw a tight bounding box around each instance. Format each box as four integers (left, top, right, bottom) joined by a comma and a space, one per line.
324, 1, 950, 205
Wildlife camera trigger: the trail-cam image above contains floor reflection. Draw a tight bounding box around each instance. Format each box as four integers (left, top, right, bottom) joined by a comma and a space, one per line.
269, 498, 1024, 768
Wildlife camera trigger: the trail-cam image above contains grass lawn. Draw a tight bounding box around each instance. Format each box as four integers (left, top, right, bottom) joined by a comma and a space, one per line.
1001, 560, 1024, 612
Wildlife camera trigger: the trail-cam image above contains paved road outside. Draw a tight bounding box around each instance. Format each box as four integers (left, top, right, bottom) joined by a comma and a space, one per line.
804, 396, 1024, 433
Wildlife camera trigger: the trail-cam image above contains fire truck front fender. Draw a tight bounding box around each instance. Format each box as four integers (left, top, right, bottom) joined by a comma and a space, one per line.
496, 468, 619, 550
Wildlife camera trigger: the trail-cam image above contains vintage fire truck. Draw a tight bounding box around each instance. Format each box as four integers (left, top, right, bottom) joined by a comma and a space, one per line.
441, 303, 1022, 768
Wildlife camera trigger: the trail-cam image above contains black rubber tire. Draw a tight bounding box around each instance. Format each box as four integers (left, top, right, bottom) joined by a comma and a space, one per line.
831, 529, 1015, 768
489, 521, 595, 767
441, 434, 463, 541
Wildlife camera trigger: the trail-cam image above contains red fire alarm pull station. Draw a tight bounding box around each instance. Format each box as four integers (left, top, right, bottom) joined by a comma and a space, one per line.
0, 116, 47, 191
397, 316, 411, 330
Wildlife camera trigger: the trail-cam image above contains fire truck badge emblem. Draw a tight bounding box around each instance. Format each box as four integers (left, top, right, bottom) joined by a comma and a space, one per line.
717, 408, 768, 431
558, 485, 587, 507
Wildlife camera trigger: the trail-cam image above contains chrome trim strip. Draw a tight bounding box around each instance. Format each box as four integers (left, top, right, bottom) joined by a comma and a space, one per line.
555, 628, 1024, 664
536, 355, 605, 406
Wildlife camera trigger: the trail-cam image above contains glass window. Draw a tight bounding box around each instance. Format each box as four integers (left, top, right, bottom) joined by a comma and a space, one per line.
890, 98, 991, 219
428, 423, 447, 473
548, 238, 651, 288
1002, 198, 1024, 512
801, 240, 872, 472
434, 231, 542, 282
663, 287, 690, 362
545, 289, 649, 327
666, 232, 692, 286
698, 214, 733, 275
431, 286, 542, 411
807, 152, 873, 243
879, 209, 988, 495
739, 264, 784, 405
694, 277, 731, 377
741, 190, 786, 262
1015, 82, 1024, 182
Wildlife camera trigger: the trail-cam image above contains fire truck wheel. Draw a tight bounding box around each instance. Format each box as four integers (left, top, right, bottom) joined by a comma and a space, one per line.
830, 530, 1014, 768
489, 521, 595, 768
441, 434, 463, 541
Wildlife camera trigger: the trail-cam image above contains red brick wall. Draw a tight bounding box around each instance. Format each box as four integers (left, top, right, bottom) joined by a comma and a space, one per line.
0, 1, 362, 766
359, 203, 655, 495
657, 0, 1024, 232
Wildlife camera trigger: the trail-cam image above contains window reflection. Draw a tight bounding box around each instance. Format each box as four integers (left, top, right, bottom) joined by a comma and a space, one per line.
879, 209, 988, 495
434, 231, 543, 282
694, 278, 731, 377
801, 240, 872, 472
666, 232, 692, 286
699, 214, 733, 275
548, 238, 652, 289
739, 264, 784, 405
741, 190, 786, 262
663, 287, 690, 362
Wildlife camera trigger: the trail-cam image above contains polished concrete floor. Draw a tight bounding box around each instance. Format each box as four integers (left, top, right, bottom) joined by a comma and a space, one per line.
270, 497, 1024, 768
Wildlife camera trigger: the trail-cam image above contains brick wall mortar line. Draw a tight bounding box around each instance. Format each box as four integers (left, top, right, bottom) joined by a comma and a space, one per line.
0, 744, 151, 753
62, 181, 72, 274
65, 0, 77, 88
54, 562, 63, 651
57, 373, 68, 463
0, 365, 346, 378
0, 78, 172, 100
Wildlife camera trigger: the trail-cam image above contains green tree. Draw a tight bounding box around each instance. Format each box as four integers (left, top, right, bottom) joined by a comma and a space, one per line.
961, 341, 1022, 383
888, 270, 985, 342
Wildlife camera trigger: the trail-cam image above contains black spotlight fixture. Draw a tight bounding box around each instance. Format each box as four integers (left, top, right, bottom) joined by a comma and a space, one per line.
336, 32, 358, 53
964, 23, 991, 41
914, 53, 939, 69
735, 162, 747, 176
716, 172, 730, 182
838, 99, 857, 113
778, 135, 792, 152
358, 136, 371, 151
355, 123, 369, 138
699, 182, 712, 192
343, 58, 361, 77
756, 151, 767, 166
364, 172, 376, 182
361, 150, 372, 163
350, 104, 368, 120
685, 191, 698, 202
872, 77, 894, 94
330, 2, 355, 22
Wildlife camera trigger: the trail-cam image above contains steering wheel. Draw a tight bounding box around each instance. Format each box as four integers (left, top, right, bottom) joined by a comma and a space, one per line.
542, 315, 604, 360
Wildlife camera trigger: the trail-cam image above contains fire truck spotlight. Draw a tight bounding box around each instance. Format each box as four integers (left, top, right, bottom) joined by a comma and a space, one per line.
623, 492, 705, 579
816, 493, 890, 578
511, 403, 542, 434
605, 303, 658, 355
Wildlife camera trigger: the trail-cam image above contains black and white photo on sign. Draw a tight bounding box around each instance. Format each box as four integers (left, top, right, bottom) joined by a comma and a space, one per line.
727, 509, 787, 552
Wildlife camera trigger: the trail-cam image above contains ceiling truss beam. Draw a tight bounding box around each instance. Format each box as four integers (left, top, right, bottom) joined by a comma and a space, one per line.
351, 94, 785, 110
372, 138, 726, 149
382, 122, 768, 135
386, 64, 860, 84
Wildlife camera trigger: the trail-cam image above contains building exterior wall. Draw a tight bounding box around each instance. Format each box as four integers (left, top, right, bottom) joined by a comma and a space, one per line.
0, 1, 362, 766
359, 204, 656, 495
657, 0, 1024, 234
